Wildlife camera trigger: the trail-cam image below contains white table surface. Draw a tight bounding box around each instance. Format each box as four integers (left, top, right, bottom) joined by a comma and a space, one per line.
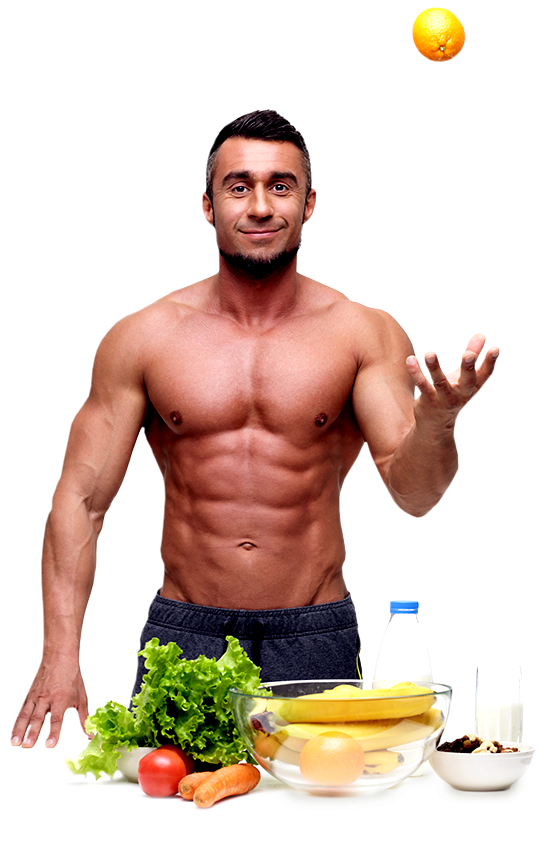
5, 717, 542, 857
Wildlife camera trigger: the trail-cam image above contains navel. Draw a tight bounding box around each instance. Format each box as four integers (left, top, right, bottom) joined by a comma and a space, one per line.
170, 410, 183, 426
314, 412, 328, 428
239, 542, 256, 551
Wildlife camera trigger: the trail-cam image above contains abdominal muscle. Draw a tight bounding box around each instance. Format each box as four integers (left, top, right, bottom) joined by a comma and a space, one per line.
152, 426, 351, 610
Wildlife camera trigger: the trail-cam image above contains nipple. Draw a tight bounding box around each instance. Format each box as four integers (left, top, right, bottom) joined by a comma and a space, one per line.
170, 410, 183, 426
314, 412, 328, 427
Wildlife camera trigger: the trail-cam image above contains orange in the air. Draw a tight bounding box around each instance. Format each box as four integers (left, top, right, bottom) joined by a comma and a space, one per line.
299, 731, 365, 786
412, 8, 465, 61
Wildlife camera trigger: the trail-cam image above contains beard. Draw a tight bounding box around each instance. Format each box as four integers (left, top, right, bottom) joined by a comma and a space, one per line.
219, 242, 301, 281
217, 244, 300, 280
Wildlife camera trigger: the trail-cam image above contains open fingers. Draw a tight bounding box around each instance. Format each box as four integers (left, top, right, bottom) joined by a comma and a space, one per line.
405, 355, 434, 398
406, 352, 453, 400
459, 349, 480, 393
12, 697, 50, 748
15, 705, 68, 749
45, 706, 68, 748
465, 333, 486, 357
475, 346, 500, 389
409, 349, 475, 407
423, 352, 451, 393
406, 338, 499, 417
12, 682, 89, 748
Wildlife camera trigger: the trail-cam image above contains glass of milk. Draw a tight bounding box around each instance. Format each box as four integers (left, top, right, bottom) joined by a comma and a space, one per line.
475, 662, 523, 742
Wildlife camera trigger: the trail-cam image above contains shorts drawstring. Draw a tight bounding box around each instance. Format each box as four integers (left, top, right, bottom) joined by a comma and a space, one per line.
251, 619, 264, 668
222, 618, 263, 667
222, 619, 235, 653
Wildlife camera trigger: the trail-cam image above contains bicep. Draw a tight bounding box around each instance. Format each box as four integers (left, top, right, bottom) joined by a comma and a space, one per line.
54, 323, 149, 518
352, 314, 416, 483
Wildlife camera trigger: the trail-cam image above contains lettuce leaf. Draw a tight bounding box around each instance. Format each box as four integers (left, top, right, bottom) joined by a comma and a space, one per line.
66, 636, 266, 778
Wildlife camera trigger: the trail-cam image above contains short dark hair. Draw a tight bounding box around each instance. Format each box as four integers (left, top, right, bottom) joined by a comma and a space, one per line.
205, 109, 312, 202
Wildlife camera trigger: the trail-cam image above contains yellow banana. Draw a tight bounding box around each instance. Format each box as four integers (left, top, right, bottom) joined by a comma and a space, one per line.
253, 730, 283, 760
362, 750, 403, 775
276, 708, 444, 753
278, 719, 400, 752
253, 732, 301, 766
275, 683, 436, 723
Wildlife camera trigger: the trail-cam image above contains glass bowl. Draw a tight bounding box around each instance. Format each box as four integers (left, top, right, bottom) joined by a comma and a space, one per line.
229, 680, 452, 795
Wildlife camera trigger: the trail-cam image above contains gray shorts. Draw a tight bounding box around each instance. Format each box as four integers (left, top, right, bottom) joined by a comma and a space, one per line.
131, 592, 361, 699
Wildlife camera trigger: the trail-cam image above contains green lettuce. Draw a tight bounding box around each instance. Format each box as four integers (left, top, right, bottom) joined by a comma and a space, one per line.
67, 636, 266, 779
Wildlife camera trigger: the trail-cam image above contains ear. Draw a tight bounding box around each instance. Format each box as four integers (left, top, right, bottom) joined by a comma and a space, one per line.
303, 189, 316, 224
202, 192, 214, 226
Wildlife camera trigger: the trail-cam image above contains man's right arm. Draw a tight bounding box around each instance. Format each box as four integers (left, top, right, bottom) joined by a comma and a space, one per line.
11, 314, 150, 748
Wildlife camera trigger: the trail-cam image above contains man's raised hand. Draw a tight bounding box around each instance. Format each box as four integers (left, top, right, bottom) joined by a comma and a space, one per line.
405, 334, 499, 425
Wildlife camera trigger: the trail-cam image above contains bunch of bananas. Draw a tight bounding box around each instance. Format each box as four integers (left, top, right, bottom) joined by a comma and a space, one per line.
251, 682, 444, 775
275, 682, 436, 722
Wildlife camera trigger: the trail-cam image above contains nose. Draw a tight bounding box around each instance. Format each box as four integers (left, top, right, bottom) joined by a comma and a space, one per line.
247, 184, 274, 219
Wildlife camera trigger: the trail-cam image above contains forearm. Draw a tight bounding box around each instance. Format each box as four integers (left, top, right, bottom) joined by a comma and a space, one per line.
386, 414, 458, 517
41, 489, 101, 661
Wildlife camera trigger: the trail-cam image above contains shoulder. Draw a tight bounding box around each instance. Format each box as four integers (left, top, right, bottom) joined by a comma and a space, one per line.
301, 278, 412, 361
97, 280, 211, 356
349, 304, 412, 354
89, 282, 210, 388
328, 295, 406, 341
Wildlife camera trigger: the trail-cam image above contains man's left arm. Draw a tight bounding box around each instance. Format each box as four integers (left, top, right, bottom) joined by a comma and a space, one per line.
352, 316, 499, 517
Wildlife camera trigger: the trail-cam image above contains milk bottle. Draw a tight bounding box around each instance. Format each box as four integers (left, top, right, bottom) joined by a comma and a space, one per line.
373, 601, 433, 688
373, 601, 433, 777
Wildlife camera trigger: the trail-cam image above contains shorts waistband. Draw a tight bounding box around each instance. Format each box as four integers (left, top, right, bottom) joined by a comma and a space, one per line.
146, 592, 357, 640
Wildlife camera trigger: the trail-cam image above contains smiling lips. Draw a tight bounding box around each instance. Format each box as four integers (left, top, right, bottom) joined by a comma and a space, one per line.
239, 228, 281, 238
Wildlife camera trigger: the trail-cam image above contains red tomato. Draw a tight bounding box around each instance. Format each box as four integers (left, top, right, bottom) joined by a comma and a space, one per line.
138, 747, 194, 797
158, 745, 194, 773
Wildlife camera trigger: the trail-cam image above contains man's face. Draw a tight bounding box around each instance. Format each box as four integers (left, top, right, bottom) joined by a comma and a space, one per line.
203, 138, 315, 276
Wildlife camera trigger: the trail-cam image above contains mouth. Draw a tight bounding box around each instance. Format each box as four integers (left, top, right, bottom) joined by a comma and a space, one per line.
238, 228, 282, 238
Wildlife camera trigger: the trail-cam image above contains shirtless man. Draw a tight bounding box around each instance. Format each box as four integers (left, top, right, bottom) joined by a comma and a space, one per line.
12, 110, 498, 749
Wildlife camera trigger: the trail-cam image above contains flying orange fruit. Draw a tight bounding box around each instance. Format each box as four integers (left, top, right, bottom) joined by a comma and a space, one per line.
412, 8, 465, 61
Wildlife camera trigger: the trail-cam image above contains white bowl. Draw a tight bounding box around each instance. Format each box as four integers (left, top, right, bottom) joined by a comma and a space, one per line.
430, 742, 535, 791
117, 747, 155, 782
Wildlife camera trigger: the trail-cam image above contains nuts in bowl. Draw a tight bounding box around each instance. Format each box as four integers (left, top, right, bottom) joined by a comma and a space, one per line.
438, 734, 520, 754
430, 733, 535, 791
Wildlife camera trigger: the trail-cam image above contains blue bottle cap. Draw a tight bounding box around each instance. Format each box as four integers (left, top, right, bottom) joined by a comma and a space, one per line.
390, 600, 419, 613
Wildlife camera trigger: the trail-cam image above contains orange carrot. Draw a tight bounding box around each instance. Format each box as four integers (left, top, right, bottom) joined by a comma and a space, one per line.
193, 763, 260, 808
178, 770, 215, 800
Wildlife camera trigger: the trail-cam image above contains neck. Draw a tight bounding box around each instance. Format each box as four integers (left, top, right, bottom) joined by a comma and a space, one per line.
209, 255, 302, 326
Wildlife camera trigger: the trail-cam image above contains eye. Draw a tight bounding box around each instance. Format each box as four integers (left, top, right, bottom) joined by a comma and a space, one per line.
272, 183, 289, 193
232, 185, 249, 195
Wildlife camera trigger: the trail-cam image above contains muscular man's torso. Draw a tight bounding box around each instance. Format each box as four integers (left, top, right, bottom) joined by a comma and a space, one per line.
137, 277, 376, 609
